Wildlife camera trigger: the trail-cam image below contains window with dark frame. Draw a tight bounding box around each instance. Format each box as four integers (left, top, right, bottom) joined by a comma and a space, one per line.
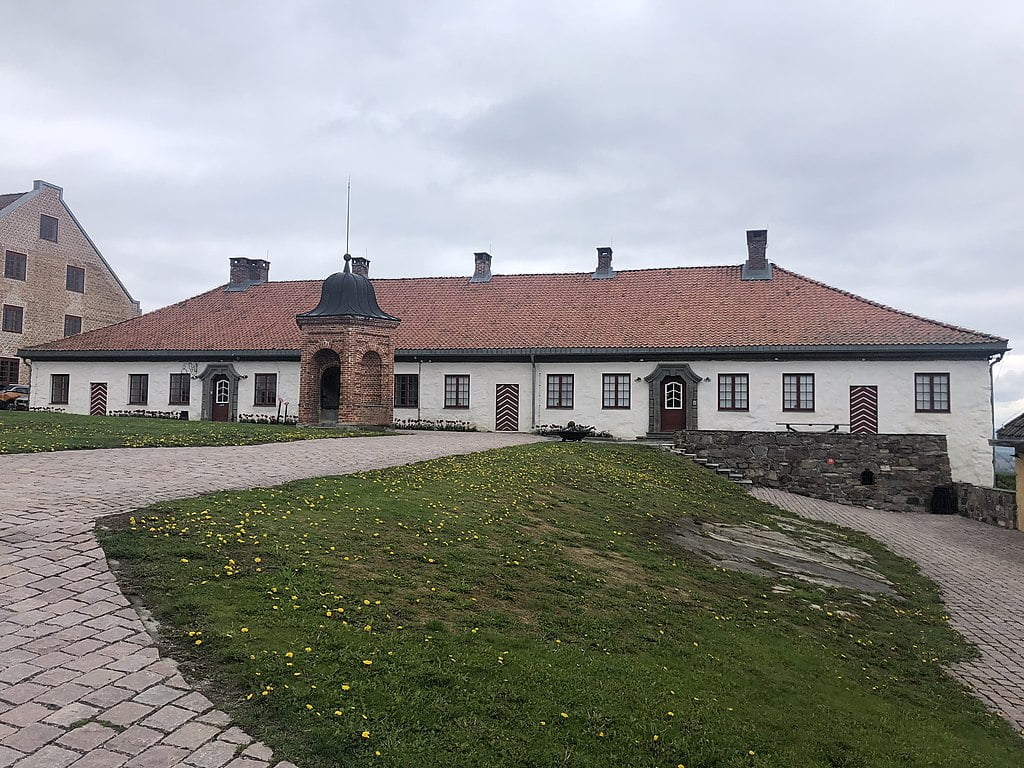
66, 265, 85, 293
546, 374, 574, 408
254, 374, 277, 406
444, 374, 470, 408
0, 357, 19, 385
50, 374, 69, 404
915, 373, 950, 413
169, 373, 191, 405
63, 315, 82, 337
40, 214, 58, 242
394, 373, 419, 408
718, 373, 749, 411
2, 305, 24, 334
602, 373, 630, 409
4, 251, 26, 281
128, 374, 148, 405
782, 373, 814, 411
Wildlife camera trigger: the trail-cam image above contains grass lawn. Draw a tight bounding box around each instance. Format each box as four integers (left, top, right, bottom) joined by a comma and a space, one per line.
0, 411, 383, 453
98, 443, 1024, 768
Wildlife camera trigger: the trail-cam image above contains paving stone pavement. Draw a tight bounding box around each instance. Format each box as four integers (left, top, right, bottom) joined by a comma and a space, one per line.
0, 432, 542, 768
752, 487, 1024, 733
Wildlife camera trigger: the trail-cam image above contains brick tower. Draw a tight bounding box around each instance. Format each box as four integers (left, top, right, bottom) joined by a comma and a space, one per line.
295, 254, 400, 426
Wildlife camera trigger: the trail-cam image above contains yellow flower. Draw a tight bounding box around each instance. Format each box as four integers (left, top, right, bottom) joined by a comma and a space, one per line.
362, 659, 373, 666
341, 684, 351, 691
240, 628, 249, 633
361, 730, 371, 738
560, 712, 568, 718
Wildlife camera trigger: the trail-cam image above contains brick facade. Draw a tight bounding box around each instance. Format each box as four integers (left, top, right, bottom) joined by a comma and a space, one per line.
0, 181, 139, 384
296, 317, 399, 426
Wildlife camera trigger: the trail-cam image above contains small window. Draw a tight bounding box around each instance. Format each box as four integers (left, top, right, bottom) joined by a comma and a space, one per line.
718, 374, 749, 411
546, 374, 574, 409
783, 373, 814, 412
40, 214, 58, 242
602, 373, 630, 409
2, 305, 24, 334
64, 315, 82, 337
215, 379, 230, 405
66, 265, 86, 293
395, 373, 419, 408
664, 380, 684, 409
169, 373, 191, 405
254, 373, 277, 406
444, 374, 470, 408
128, 374, 148, 405
0, 357, 19, 385
4, 251, 26, 281
51, 374, 70, 404
915, 373, 950, 413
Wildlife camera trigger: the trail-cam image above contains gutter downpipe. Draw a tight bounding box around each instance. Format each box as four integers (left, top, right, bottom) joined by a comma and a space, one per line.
532, 354, 540, 434
990, 351, 1006, 483
417, 358, 422, 421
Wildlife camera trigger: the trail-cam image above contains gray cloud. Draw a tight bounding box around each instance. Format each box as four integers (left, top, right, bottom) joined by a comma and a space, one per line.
2, 0, 1022, 411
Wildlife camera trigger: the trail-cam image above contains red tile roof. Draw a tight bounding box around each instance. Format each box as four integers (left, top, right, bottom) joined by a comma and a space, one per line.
26, 265, 1005, 355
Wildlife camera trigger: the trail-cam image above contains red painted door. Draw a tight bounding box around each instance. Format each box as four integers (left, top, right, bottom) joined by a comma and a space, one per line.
660, 376, 686, 431
211, 376, 230, 421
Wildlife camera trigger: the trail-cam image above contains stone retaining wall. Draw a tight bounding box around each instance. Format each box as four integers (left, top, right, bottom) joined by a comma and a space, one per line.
955, 482, 1017, 529
675, 430, 951, 513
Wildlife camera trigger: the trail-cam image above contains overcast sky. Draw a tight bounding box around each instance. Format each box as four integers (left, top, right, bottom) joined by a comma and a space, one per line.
2, 0, 1022, 424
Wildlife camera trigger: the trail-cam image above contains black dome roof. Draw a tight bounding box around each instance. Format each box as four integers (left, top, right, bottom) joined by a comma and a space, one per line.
298, 255, 398, 321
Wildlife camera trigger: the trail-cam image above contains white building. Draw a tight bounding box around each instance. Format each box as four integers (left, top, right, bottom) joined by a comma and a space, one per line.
21, 232, 1007, 486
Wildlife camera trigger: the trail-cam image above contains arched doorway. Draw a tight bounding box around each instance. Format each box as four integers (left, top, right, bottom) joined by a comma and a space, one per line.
310, 348, 342, 426
211, 375, 231, 422
660, 376, 686, 431
644, 364, 702, 435
197, 363, 243, 422
320, 365, 340, 425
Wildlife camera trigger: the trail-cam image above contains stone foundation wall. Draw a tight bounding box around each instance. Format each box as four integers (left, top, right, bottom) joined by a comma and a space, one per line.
676, 430, 951, 513
954, 483, 1017, 529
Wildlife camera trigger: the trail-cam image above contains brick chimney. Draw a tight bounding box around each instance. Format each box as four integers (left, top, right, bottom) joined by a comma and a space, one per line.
227, 258, 270, 290
593, 246, 614, 279
741, 229, 773, 281
350, 256, 370, 277
470, 252, 492, 283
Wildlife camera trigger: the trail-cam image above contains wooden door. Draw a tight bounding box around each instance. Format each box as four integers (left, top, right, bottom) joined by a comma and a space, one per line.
211, 376, 230, 421
660, 376, 686, 431
495, 384, 519, 431
850, 385, 878, 434
89, 383, 107, 416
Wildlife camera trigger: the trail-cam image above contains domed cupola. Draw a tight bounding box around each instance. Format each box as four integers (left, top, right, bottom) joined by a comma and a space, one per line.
298, 254, 397, 321
295, 254, 400, 429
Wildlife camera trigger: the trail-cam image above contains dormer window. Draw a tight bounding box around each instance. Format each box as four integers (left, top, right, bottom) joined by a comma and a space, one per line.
40, 214, 58, 242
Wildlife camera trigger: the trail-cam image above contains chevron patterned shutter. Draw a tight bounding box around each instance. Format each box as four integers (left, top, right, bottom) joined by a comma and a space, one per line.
495, 384, 519, 431
849, 385, 878, 434
90, 382, 107, 416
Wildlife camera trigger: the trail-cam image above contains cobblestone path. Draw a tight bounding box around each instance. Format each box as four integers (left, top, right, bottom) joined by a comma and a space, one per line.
0, 433, 541, 768
753, 487, 1024, 733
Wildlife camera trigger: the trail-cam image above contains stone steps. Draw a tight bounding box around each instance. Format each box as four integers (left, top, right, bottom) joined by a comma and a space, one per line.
660, 445, 753, 487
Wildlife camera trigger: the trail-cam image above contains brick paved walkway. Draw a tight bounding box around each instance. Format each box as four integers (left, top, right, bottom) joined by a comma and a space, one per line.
753, 487, 1024, 732
0, 432, 541, 768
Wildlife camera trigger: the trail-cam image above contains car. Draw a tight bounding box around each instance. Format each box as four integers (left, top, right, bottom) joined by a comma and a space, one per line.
0, 384, 29, 410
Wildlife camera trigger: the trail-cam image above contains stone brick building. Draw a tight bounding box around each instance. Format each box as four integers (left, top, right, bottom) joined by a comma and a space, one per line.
0, 180, 139, 385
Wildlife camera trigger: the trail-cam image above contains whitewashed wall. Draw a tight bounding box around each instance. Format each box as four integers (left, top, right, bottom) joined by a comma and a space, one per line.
30, 356, 993, 485
27, 359, 302, 421
397, 358, 994, 485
